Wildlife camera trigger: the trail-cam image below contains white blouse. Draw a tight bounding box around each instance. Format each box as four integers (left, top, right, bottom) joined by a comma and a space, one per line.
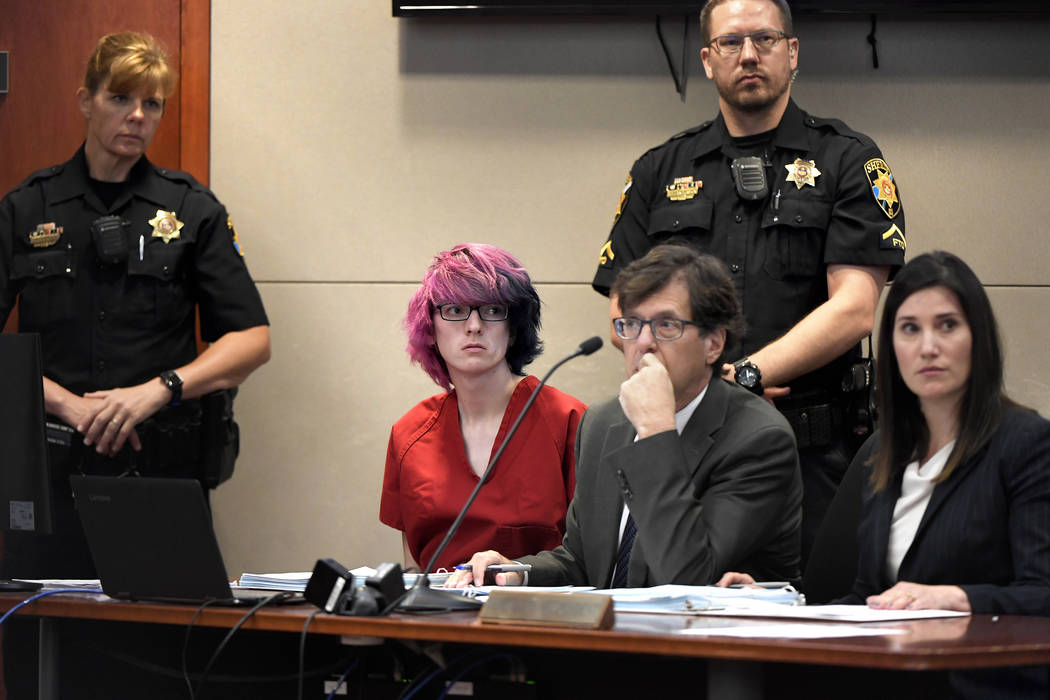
886, 440, 956, 581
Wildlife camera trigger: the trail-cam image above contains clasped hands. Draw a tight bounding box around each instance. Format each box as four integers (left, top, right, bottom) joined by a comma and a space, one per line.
60, 379, 172, 457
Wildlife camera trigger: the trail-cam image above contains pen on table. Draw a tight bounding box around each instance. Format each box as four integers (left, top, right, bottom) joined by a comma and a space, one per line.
454, 564, 532, 573
138, 234, 144, 261
729, 581, 790, 589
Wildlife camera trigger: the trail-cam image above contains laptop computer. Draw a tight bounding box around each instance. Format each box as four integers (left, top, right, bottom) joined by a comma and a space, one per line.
71, 475, 301, 606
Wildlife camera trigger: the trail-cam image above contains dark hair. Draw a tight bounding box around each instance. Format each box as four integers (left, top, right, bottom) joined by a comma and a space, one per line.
612, 244, 745, 367
700, 0, 794, 44
404, 243, 542, 391
872, 251, 1012, 491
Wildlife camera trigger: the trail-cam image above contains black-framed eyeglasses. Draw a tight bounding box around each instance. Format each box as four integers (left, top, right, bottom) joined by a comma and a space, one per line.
613, 316, 702, 341
437, 303, 510, 322
708, 29, 790, 55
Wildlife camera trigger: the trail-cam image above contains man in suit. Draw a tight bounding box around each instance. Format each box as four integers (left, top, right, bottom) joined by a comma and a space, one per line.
449, 245, 802, 589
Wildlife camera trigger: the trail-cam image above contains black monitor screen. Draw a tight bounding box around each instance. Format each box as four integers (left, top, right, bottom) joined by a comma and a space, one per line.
393, 1, 1050, 15
0, 333, 53, 535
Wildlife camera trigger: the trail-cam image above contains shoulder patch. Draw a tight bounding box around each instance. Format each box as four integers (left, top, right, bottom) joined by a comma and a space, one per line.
227, 215, 245, 257
612, 174, 632, 224
864, 158, 901, 219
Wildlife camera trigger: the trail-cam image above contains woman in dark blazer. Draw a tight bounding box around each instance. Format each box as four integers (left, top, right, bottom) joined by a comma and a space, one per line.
845, 251, 1050, 617
721, 251, 1050, 698
842, 251, 1050, 698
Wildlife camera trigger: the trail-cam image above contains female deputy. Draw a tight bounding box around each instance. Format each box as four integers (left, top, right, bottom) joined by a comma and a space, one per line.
721, 251, 1050, 698
381, 243, 586, 573
0, 32, 270, 579
1, 31, 270, 699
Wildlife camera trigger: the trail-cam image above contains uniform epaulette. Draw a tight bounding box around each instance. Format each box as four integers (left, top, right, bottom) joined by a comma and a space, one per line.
669, 120, 713, 141
151, 164, 222, 204
637, 120, 714, 160
152, 165, 205, 191
10, 163, 65, 194
802, 114, 876, 149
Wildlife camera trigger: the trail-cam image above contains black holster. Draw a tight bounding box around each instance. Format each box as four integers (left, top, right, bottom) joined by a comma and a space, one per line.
199, 388, 240, 488
776, 396, 843, 450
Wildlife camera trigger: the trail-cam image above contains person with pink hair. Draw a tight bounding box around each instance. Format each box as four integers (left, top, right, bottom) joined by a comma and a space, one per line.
380, 243, 586, 572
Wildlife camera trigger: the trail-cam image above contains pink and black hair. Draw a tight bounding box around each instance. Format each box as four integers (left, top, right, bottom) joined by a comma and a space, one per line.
405, 243, 542, 390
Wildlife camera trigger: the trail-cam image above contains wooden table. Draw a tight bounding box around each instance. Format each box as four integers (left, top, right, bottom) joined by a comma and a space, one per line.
3, 592, 1049, 699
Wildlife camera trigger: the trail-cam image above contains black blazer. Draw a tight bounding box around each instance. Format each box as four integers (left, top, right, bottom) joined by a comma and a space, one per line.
841, 405, 1050, 616
523, 377, 802, 587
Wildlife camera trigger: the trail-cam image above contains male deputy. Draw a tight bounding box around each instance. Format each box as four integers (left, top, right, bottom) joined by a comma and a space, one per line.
450, 245, 801, 589
592, 0, 906, 563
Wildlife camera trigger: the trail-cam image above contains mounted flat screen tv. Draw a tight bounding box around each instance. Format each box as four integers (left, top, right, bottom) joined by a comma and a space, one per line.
394, 1, 1050, 16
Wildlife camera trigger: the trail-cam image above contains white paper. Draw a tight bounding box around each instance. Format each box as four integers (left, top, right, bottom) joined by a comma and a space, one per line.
20, 579, 103, 590
699, 601, 970, 622
680, 623, 908, 639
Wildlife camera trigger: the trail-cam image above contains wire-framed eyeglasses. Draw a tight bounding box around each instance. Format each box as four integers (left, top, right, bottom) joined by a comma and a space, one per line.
613, 316, 702, 341
708, 29, 790, 55
437, 303, 509, 322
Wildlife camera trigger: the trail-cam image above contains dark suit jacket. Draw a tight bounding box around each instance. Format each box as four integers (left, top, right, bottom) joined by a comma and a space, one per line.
522, 377, 802, 587
841, 405, 1050, 616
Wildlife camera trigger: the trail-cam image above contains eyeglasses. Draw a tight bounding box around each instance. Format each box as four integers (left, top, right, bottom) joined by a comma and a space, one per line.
707, 29, 790, 55
437, 303, 509, 322
613, 316, 702, 341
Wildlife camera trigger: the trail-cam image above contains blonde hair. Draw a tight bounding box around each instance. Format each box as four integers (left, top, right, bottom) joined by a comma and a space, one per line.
83, 32, 177, 98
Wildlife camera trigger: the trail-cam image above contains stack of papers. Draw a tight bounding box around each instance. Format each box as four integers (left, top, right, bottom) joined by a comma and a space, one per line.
350, 567, 450, 588
587, 584, 804, 614
236, 568, 451, 592
19, 579, 103, 590
237, 572, 312, 591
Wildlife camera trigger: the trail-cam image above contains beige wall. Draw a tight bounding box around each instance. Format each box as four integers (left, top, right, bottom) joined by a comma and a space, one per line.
208, 1, 1050, 575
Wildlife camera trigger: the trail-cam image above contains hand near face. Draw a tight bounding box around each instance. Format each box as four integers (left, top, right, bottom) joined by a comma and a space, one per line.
866, 581, 971, 612
619, 353, 677, 439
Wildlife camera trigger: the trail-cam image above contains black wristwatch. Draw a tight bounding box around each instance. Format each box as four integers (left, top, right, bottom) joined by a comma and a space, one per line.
733, 357, 764, 396
159, 370, 183, 406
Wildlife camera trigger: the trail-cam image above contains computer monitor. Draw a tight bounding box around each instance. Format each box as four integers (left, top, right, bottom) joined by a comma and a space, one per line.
0, 333, 54, 590
0, 332, 53, 535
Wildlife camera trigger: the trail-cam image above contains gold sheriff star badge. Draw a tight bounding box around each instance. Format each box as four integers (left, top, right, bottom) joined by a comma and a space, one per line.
785, 158, 821, 189
149, 210, 184, 244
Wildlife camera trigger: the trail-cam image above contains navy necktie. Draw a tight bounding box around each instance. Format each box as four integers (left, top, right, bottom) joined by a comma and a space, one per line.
611, 512, 637, 589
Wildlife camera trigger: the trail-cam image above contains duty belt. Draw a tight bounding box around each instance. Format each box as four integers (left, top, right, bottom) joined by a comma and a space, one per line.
47, 401, 204, 479
775, 394, 845, 450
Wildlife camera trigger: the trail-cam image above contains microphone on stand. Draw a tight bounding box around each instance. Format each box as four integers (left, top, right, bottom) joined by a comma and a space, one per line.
393, 336, 604, 613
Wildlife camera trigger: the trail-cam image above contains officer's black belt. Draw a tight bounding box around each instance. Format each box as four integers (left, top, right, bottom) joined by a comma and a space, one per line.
47, 400, 205, 480
775, 393, 845, 450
